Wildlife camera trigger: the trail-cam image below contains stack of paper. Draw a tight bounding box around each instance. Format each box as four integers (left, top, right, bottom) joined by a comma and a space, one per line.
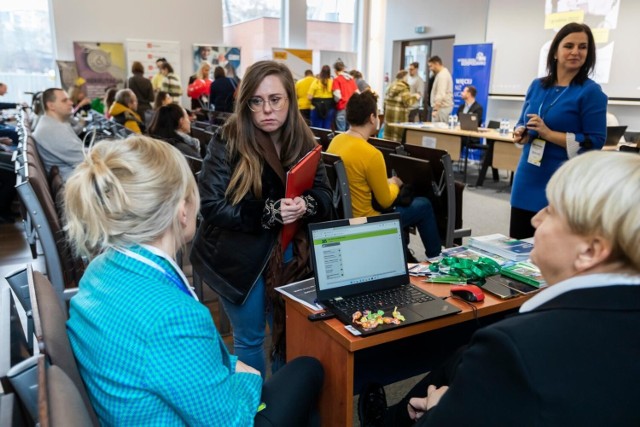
469, 234, 533, 262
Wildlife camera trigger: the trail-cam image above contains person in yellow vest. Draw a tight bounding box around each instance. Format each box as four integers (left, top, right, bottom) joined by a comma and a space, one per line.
295, 69, 314, 123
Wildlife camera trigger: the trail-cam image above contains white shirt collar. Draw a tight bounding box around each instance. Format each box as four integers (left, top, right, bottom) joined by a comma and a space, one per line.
519, 273, 640, 313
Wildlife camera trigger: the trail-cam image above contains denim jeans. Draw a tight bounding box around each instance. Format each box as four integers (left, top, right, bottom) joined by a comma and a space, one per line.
310, 108, 335, 130
395, 196, 441, 258
335, 109, 347, 131
220, 244, 293, 378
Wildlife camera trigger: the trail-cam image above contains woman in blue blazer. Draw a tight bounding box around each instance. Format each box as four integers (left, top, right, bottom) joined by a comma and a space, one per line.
64, 136, 323, 427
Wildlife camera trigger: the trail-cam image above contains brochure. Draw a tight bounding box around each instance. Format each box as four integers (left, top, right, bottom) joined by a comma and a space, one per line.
469, 234, 533, 262
275, 278, 323, 311
500, 262, 547, 288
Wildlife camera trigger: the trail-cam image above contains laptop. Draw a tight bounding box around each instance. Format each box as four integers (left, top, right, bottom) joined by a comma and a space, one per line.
605, 126, 627, 146
458, 113, 481, 131
309, 213, 461, 336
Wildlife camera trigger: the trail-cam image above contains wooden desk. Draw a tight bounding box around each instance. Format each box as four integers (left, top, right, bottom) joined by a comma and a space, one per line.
388, 123, 522, 184
285, 276, 532, 426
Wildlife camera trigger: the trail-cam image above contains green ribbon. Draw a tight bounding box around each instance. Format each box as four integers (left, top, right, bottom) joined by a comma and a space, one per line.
428, 256, 500, 283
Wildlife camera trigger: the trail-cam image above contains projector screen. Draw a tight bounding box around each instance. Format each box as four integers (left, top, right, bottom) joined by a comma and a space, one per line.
487, 0, 639, 100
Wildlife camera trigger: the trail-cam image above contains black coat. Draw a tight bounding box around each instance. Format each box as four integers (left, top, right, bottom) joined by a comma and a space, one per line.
456, 101, 483, 124
209, 78, 237, 113
190, 132, 333, 304
127, 73, 154, 117
419, 284, 640, 426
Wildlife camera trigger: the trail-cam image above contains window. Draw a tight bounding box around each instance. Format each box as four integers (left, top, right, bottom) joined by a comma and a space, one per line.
223, 0, 281, 25
307, 0, 355, 23
0, 0, 55, 103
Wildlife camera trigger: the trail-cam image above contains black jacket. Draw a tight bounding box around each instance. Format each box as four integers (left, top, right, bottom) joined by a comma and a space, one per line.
209, 78, 237, 113
456, 101, 483, 123
419, 284, 640, 426
127, 73, 154, 117
190, 131, 333, 304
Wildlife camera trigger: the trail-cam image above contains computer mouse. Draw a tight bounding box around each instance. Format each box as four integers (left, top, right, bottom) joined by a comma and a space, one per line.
450, 285, 485, 302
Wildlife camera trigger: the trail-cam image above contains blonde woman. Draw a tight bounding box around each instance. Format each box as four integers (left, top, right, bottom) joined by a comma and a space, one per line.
187, 62, 212, 110
65, 136, 323, 426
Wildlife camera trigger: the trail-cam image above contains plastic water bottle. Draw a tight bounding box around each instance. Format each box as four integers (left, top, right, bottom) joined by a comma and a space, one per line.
448, 114, 455, 129
500, 118, 510, 135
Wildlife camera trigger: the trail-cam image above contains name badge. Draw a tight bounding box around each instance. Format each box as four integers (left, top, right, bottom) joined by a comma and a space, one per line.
528, 138, 545, 167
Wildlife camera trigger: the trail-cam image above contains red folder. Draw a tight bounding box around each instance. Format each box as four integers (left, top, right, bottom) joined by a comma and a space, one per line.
281, 145, 322, 250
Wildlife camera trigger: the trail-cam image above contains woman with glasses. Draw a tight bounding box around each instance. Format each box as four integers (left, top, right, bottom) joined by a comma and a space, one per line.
191, 60, 334, 377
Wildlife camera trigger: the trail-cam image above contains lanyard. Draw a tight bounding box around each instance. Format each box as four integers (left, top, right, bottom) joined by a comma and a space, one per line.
113, 245, 198, 300
537, 86, 569, 119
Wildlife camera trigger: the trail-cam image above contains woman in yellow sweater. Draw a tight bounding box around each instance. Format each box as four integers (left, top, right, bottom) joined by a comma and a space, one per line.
327, 92, 441, 259
307, 65, 334, 129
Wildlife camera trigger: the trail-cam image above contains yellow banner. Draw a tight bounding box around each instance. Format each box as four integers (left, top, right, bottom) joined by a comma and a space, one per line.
273, 51, 288, 60
544, 10, 585, 29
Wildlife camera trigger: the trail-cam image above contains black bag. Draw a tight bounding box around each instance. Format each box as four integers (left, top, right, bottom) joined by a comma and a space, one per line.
311, 98, 334, 119
371, 183, 415, 212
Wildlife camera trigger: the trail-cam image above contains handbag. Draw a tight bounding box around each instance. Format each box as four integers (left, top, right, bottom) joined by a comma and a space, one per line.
311, 98, 334, 119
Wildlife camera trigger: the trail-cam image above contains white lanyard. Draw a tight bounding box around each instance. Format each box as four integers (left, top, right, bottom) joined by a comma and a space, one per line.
113, 245, 198, 300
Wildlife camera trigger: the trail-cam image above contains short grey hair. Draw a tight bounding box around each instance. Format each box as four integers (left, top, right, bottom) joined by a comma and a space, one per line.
547, 151, 640, 270
115, 89, 136, 107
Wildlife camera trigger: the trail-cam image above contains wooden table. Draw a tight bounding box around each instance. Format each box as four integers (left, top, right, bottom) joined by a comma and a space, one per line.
388, 123, 522, 186
284, 276, 533, 426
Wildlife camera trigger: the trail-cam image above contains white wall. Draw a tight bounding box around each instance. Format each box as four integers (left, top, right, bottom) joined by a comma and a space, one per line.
50, 0, 223, 105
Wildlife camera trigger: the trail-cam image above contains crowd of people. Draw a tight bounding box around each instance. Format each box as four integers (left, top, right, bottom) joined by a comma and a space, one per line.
1, 20, 638, 426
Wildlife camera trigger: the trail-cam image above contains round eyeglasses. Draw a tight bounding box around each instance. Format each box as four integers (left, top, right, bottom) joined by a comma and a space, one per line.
247, 96, 288, 112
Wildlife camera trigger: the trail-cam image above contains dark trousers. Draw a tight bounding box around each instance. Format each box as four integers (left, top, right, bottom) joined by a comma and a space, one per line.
384, 346, 467, 427
509, 206, 537, 239
255, 356, 324, 427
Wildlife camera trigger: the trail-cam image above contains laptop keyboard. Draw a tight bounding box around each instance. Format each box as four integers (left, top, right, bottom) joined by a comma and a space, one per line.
332, 285, 434, 312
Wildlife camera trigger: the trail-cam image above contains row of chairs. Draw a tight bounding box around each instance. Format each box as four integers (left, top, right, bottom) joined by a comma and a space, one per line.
311, 127, 470, 248
2, 265, 98, 426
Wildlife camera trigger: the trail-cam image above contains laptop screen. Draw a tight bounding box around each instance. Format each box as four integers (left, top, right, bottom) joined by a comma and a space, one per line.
310, 215, 407, 293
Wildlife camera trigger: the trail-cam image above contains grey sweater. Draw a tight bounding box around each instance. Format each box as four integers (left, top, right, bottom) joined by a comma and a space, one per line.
32, 115, 85, 181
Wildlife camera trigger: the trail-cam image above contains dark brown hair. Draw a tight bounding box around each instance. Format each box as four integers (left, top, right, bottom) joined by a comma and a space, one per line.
541, 22, 596, 88
223, 60, 315, 204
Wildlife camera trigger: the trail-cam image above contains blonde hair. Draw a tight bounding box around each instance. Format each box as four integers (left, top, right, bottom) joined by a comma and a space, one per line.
64, 136, 199, 258
547, 151, 640, 270
197, 62, 211, 80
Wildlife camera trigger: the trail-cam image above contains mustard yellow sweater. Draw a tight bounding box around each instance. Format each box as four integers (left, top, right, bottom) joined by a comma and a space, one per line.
327, 133, 399, 217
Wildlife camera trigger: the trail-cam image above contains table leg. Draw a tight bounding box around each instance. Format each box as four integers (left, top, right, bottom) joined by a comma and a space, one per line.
286, 302, 355, 427
476, 139, 495, 187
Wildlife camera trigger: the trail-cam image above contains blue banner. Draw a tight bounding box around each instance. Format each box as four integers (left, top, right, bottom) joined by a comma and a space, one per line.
452, 43, 493, 125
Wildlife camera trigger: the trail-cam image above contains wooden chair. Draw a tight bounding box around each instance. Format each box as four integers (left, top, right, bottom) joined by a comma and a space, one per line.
38, 355, 95, 427
28, 265, 99, 426
321, 152, 353, 219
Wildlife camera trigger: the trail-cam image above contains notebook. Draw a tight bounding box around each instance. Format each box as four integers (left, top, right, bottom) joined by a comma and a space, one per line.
458, 113, 481, 131
604, 126, 627, 146
309, 213, 461, 336
282, 145, 322, 249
